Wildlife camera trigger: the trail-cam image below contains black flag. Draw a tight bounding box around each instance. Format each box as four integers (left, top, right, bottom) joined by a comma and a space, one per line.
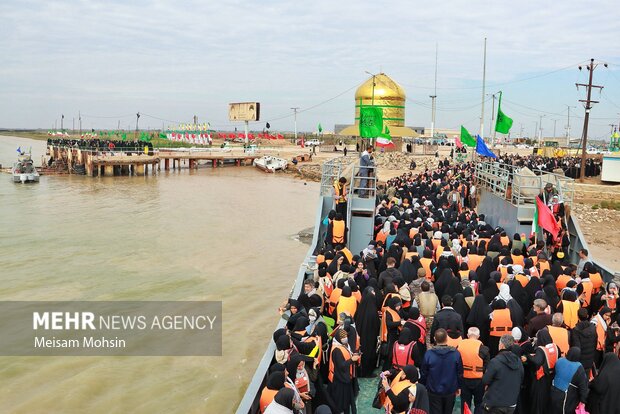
266, 122, 271, 129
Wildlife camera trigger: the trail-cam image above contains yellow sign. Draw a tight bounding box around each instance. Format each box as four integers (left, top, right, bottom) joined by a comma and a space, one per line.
228, 102, 260, 121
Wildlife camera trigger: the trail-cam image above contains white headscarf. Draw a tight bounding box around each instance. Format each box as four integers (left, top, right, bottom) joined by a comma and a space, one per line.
495, 284, 513, 303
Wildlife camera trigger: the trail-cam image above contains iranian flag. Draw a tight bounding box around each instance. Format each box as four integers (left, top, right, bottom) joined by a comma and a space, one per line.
375, 125, 395, 149
532, 196, 561, 240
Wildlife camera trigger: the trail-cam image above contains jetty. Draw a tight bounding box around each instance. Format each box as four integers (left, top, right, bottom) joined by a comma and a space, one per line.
46, 145, 260, 177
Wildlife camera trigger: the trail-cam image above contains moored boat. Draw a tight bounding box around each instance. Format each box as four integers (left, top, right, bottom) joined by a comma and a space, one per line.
253, 155, 288, 173
12, 150, 40, 183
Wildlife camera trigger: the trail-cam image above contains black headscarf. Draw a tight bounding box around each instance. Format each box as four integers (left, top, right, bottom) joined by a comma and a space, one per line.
434, 269, 453, 299
276, 335, 291, 351
399, 258, 417, 284
590, 353, 620, 414
286, 353, 306, 383
398, 327, 414, 345
453, 293, 469, 322
273, 387, 295, 409
536, 329, 553, 346
467, 295, 491, 329
266, 371, 286, 390
403, 364, 419, 382
477, 256, 495, 288
566, 347, 581, 362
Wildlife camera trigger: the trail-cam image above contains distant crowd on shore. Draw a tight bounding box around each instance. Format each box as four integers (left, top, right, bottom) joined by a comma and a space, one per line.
259, 152, 618, 414
47, 138, 154, 154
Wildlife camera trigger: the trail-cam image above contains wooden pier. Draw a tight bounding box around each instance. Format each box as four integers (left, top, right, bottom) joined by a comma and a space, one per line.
47, 145, 260, 177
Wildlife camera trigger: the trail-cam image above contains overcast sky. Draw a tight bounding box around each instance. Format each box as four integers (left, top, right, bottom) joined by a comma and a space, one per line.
1, 0, 619, 139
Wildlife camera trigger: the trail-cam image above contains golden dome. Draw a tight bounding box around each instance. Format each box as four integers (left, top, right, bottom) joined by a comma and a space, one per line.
354, 73, 406, 127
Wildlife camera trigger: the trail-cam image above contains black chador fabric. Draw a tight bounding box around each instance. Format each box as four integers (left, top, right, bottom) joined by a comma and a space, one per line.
587, 353, 620, 414
354, 287, 380, 377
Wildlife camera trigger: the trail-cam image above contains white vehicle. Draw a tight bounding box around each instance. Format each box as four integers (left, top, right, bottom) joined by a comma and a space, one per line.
305, 139, 322, 146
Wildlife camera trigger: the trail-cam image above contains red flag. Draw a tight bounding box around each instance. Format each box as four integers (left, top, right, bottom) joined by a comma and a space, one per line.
463, 402, 472, 414
455, 137, 463, 149
536, 197, 561, 240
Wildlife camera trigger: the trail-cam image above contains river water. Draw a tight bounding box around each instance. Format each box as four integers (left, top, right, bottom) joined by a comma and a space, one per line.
0, 136, 319, 413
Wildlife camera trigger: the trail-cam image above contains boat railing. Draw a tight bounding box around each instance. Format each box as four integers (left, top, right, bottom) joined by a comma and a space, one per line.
475, 161, 574, 209
320, 156, 356, 196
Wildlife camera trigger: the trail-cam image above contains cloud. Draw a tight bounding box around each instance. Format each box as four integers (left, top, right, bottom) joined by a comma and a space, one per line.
0, 0, 618, 138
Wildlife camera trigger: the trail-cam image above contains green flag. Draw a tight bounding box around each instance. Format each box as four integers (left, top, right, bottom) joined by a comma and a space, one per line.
495, 92, 513, 134
318, 123, 323, 133
460, 125, 476, 147
359, 105, 384, 138
121, 133, 127, 141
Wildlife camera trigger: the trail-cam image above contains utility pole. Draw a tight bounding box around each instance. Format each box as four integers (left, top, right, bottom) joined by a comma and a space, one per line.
553, 119, 557, 140
538, 115, 545, 147
480, 37, 487, 141
290, 107, 299, 142
576, 58, 605, 181
135, 112, 140, 140
519, 123, 524, 140
72, 117, 75, 134
430, 43, 438, 139
61, 114, 64, 131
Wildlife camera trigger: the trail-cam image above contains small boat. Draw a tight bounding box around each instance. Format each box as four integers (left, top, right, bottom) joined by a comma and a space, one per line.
12, 150, 40, 183
253, 155, 288, 173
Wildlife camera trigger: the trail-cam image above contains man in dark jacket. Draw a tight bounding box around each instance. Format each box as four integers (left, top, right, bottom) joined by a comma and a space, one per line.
526, 298, 552, 337
420, 329, 463, 414
430, 295, 464, 343
482, 334, 524, 414
378, 257, 402, 291
570, 308, 598, 377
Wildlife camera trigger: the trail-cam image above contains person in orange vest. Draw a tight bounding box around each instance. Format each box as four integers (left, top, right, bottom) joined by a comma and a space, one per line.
381, 364, 431, 414
488, 299, 512, 358
556, 290, 580, 329
259, 371, 287, 413
544, 313, 570, 356
336, 286, 357, 323
391, 327, 423, 370
327, 329, 359, 414
592, 306, 612, 367
576, 272, 594, 310
330, 213, 347, 247
602, 282, 619, 314
381, 297, 404, 370
285, 354, 313, 411
524, 329, 559, 414
333, 176, 348, 222
584, 262, 603, 295
457, 327, 490, 414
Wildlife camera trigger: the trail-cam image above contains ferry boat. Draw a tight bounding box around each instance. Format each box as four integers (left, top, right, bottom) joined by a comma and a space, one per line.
12, 150, 40, 183
236, 156, 616, 414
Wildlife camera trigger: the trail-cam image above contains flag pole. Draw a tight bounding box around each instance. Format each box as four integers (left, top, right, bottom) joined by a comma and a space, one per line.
492, 91, 500, 148
480, 37, 487, 143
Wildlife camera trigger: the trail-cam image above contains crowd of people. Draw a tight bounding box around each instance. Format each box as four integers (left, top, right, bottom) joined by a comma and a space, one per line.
494, 154, 602, 179
259, 150, 619, 414
47, 138, 154, 154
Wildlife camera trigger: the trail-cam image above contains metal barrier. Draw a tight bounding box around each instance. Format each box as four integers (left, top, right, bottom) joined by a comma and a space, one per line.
319, 156, 356, 196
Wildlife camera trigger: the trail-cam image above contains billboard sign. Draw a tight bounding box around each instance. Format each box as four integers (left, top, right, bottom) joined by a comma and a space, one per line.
228, 102, 260, 122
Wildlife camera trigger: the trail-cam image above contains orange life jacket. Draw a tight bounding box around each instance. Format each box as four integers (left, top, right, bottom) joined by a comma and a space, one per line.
409, 228, 418, 239
535, 343, 559, 380
468, 254, 483, 272
381, 292, 400, 311
392, 341, 415, 370
406, 317, 427, 344
459, 270, 470, 280
340, 247, 353, 265
581, 281, 593, 308
548, 326, 570, 355
337, 295, 358, 323
590, 273, 603, 294
490, 309, 512, 337
316, 254, 325, 264
500, 236, 510, 247
458, 338, 484, 379
381, 307, 401, 342
294, 370, 309, 393
384, 372, 413, 412
446, 335, 462, 348
594, 317, 607, 351
375, 230, 388, 245
562, 300, 580, 329
538, 260, 550, 274
328, 345, 353, 383
515, 274, 529, 288
607, 296, 617, 311
499, 266, 508, 282
432, 239, 441, 251
328, 287, 342, 315
556, 275, 572, 295
259, 388, 278, 413
332, 220, 345, 245
420, 258, 434, 281
435, 245, 444, 261
303, 335, 323, 365
511, 254, 525, 267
